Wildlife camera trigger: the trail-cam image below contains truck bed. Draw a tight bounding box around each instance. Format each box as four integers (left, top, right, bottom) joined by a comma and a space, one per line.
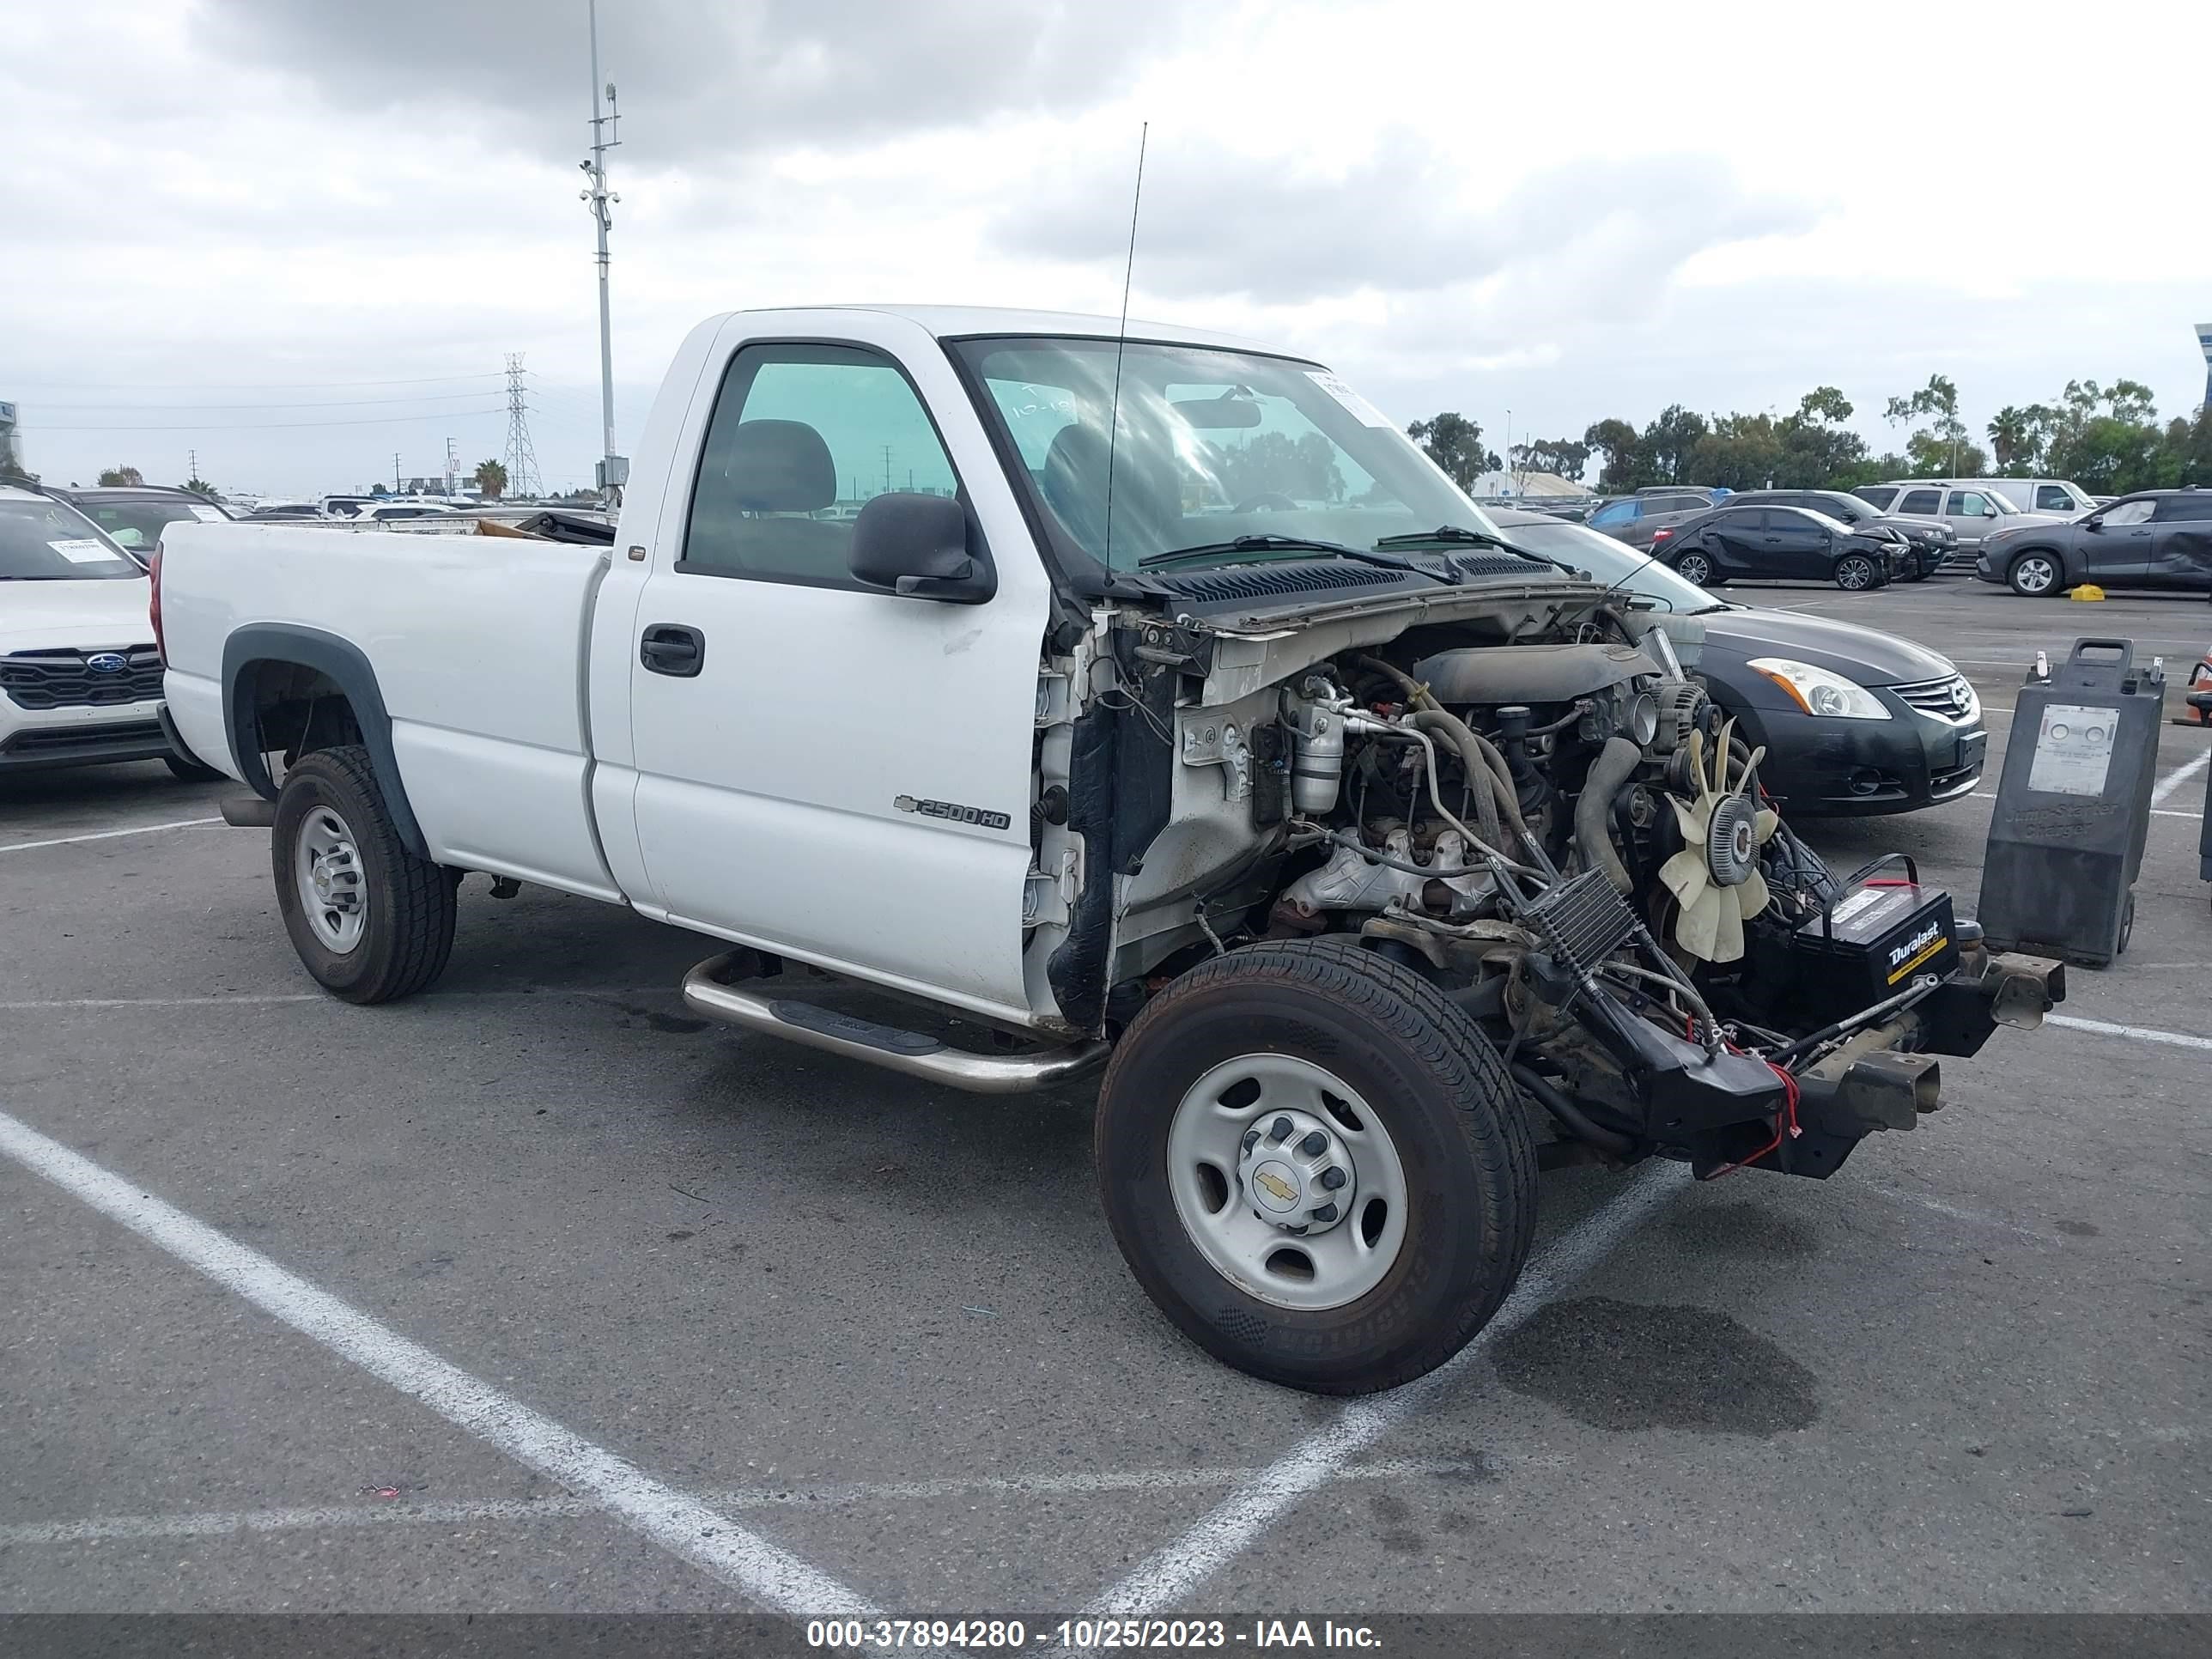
160, 522, 623, 899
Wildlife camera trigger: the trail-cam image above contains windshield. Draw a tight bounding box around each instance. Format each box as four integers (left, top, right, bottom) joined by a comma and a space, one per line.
948, 336, 1498, 571
0, 498, 148, 580
1495, 518, 1723, 613
75, 497, 224, 550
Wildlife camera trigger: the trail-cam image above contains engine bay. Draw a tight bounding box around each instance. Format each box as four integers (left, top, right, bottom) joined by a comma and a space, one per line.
1052, 580, 2064, 1181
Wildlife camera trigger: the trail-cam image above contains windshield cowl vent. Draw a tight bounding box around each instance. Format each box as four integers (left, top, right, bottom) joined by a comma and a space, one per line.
1141, 562, 1401, 603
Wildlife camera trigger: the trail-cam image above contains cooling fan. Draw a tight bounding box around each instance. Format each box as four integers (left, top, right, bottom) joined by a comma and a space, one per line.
1657, 720, 1777, 963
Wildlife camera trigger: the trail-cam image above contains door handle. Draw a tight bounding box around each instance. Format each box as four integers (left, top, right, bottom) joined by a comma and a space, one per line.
640, 623, 705, 678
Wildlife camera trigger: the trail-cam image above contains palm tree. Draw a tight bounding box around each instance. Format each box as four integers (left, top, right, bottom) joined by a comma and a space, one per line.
472, 459, 509, 501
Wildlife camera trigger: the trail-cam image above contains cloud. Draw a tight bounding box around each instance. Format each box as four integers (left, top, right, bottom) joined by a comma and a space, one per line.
203, 0, 1194, 162
989, 137, 1815, 309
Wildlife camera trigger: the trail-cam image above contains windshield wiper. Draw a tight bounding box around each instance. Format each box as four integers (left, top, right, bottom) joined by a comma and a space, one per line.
1374, 525, 1568, 570
1139, 535, 1455, 583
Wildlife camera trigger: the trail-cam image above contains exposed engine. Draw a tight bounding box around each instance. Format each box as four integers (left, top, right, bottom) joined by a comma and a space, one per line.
1170, 615, 2058, 1180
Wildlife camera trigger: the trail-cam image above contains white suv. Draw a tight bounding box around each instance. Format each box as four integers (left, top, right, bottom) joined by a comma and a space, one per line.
0, 484, 206, 777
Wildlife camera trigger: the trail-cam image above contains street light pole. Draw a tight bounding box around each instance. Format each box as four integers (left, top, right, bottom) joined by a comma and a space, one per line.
582, 0, 623, 505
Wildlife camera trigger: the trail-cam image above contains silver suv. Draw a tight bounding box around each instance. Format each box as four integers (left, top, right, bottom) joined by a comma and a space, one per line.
1852, 482, 2058, 552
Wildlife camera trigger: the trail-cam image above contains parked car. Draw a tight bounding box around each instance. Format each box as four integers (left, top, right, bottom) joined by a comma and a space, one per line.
1653, 503, 1906, 590
0, 484, 219, 778
1851, 483, 2059, 550
1938, 477, 2097, 518
350, 501, 460, 523
1723, 489, 1951, 580
242, 501, 325, 521
1492, 510, 1986, 816
55, 484, 233, 561
1973, 488, 2212, 595
150, 303, 2058, 1395
1586, 489, 1717, 548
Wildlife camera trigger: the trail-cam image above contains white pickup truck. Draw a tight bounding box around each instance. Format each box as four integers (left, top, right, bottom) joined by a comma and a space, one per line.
156, 306, 2063, 1394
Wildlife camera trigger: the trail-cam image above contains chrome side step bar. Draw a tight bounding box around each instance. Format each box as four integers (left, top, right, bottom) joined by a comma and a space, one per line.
680, 952, 1108, 1095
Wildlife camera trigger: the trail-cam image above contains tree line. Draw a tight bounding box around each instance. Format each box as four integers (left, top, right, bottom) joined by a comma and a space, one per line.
76, 460, 514, 499
1409, 376, 2212, 498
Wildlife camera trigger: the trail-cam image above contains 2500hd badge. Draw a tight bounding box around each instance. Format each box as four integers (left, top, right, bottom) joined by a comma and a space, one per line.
892, 793, 1012, 831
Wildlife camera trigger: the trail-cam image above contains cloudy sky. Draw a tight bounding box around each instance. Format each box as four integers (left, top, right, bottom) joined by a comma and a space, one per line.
5, 0, 2205, 496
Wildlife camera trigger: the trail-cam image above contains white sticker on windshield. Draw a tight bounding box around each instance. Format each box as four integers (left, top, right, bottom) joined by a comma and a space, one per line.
188, 504, 226, 521
49, 538, 126, 564
1305, 370, 1395, 428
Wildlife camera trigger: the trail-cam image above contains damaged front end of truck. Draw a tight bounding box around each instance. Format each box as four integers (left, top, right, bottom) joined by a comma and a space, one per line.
1036, 560, 2063, 1189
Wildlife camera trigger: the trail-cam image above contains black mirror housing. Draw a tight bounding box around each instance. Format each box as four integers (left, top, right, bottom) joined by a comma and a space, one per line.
849, 492, 995, 604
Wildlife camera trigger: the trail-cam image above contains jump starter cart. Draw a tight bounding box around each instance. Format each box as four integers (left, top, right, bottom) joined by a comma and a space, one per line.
1980, 637, 2165, 965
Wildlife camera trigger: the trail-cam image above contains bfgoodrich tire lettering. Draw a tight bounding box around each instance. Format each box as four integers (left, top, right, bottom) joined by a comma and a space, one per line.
1095, 940, 1537, 1395
272, 744, 456, 1005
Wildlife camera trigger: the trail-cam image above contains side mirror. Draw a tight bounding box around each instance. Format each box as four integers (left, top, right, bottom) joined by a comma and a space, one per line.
849, 492, 994, 604
2083, 515, 2104, 531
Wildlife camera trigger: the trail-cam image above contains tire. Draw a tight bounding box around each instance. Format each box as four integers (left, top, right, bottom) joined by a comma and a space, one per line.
1674, 550, 1713, 586
1094, 939, 1537, 1395
2008, 552, 2061, 597
162, 751, 223, 782
272, 744, 456, 1005
1834, 554, 1879, 591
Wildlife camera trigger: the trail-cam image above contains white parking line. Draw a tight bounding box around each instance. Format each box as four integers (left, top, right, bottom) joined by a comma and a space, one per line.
2045, 1014, 2212, 1053
0, 1109, 875, 1615
2150, 746, 2210, 806
0, 1457, 1511, 1549
0, 988, 676, 1011
0, 816, 222, 855
1081, 1161, 1688, 1617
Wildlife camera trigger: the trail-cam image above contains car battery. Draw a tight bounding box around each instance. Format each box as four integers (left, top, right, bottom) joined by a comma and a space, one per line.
1784, 859, 1960, 1028
1980, 637, 2164, 966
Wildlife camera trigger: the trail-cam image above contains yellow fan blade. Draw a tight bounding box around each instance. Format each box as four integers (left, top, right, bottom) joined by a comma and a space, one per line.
1736, 744, 1767, 795
1669, 793, 1710, 844
1711, 717, 1735, 793
1676, 884, 1726, 960
1735, 866, 1771, 921
1684, 726, 1704, 791
1753, 807, 1780, 843
1707, 892, 1747, 963
1659, 847, 1708, 907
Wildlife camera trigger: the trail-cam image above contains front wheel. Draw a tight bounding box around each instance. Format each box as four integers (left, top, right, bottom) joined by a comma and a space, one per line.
272, 745, 457, 1004
1094, 941, 1537, 1395
2008, 553, 2060, 596
1674, 550, 1714, 586
1834, 554, 1879, 591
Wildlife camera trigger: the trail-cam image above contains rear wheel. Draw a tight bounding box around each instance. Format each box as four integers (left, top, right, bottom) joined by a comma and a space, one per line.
272, 745, 456, 1004
1094, 940, 1537, 1395
2008, 552, 2060, 596
1674, 550, 1714, 586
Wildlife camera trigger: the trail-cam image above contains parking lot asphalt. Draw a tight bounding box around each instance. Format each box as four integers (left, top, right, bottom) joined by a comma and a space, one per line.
2, 579, 2207, 1618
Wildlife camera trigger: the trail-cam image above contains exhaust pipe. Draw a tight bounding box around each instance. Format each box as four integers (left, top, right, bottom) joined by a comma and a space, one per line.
680, 953, 1108, 1095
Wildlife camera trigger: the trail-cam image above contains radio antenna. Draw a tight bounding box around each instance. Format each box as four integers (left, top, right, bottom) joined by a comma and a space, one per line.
1101, 121, 1149, 567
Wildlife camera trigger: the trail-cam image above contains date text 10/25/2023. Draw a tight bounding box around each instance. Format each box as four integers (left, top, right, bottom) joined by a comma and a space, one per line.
805, 1619, 1383, 1650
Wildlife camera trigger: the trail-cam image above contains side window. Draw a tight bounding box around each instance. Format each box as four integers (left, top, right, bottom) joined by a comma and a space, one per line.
2035, 485, 2074, 512
1951, 491, 1995, 517
1590, 501, 1632, 527
2153, 495, 2212, 522
1899, 488, 1942, 514
683, 343, 961, 586
2105, 500, 2156, 526
1855, 487, 1898, 510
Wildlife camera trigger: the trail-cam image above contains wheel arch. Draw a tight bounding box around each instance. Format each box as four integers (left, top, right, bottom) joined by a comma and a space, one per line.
2004, 541, 2072, 579
221, 623, 428, 859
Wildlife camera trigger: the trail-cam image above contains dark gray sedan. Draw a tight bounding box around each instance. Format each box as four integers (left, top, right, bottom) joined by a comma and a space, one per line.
1975, 489, 2212, 595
